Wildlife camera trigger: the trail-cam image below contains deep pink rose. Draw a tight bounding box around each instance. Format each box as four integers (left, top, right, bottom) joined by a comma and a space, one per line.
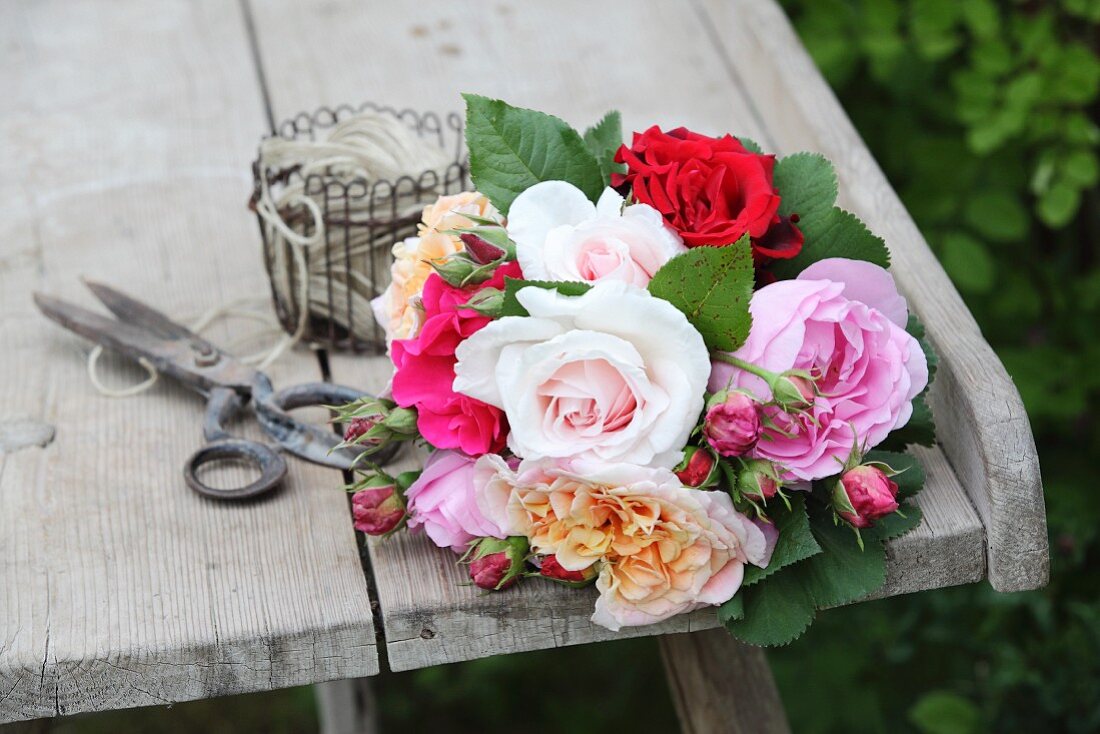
709, 258, 928, 481
406, 450, 508, 552
836, 465, 900, 528
704, 391, 762, 456
391, 262, 521, 455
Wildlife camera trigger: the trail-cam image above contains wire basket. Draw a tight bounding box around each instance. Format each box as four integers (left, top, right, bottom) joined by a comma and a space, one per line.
251, 102, 469, 353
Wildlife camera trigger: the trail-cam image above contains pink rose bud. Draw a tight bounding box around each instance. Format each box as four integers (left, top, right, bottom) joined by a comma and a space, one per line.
834, 465, 900, 529
704, 390, 762, 456
739, 459, 780, 501
344, 415, 380, 444
674, 446, 720, 488
539, 555, 597, 587
769, 372, 816, 409
352, 484, 405, 535
468, 536, 529, 591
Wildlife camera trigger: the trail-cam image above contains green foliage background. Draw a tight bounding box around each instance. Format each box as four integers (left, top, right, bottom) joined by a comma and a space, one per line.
57, 2, 1098, 732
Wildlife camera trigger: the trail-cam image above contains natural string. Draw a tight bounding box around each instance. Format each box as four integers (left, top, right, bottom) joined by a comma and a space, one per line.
88, 112, 451, 398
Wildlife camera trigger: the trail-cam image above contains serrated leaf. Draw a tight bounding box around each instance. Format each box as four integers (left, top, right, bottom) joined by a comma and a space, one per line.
864, 450, 926, 500
647, 236, 754, 351
724, 566, 817, 647
743, 495, 821, 587
463, 94, 604, 215
737, 136, 764, 154
800, 506, 887, 608
717, 593, 744, 624
866, 502, 924, 542
583, 110, 626, 185
774, 153, 838, 232
769, 207, 891, 279
499, 277, 592, 317
906, 313, 939, 382
878, 392, 936, 450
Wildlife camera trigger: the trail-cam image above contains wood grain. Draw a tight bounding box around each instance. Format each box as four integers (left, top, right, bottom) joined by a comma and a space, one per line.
0, 0, 377, 723
659, 630, 791, 734
695, 0, 1048, 592
251, 0, 992, 671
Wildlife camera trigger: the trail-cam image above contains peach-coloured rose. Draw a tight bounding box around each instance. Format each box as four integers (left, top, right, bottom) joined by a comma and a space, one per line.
371, 192, 500, 342
474, 455, 772, 630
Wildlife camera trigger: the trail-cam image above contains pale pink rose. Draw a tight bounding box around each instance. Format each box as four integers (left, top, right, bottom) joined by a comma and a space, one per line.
709, 258, 928, 481
473, 456, 771, 630
405, 450, 507, 552
454, 281, 710, 468
508, 181, 686, 287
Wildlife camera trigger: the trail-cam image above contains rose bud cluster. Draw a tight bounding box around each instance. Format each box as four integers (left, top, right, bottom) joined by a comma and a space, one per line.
674, 446, 720, 488
351, 477, 406, 536
833, 465, 900, 529
467, 536, 529, 591
704, 390, 762, 456
539, 554, 597, 588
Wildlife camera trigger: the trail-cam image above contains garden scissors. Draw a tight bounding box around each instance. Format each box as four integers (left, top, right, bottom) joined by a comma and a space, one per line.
34, 281, 395, 501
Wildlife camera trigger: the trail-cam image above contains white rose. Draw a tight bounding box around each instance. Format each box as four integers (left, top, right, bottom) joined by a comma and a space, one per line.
508, 181, 686, 287
453, 281, 710, 467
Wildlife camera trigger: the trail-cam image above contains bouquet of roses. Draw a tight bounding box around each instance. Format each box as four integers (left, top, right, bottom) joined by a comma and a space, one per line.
335, 95, 936, 646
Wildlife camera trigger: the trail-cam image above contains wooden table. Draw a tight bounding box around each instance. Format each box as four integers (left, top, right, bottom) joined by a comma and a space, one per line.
0, 0, 1047, 731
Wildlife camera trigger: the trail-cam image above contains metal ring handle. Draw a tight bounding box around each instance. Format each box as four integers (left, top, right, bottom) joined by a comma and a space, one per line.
183, 438, 287, 501
253, 377, 398, 469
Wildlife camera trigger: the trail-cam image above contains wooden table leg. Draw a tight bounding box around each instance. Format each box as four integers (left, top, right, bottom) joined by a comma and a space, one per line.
315, 678, 379, 734
659, 630, 791, 734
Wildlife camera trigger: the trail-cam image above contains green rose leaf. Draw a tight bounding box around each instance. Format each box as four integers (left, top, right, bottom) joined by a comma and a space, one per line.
742, 494, 821, 587
799, 505, 887, 609
463, 94, 604, 215
774, 152, 839, 232
769, 207, 891, 279
583, 110, 626, 185
737, 136, 764, 154
724, 565, 817, 647
647, 235, 754, 352
499, 277, 592, 317
866, 502, 924, 542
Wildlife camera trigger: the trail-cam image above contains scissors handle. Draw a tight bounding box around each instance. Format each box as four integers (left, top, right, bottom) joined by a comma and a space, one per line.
252, 377, 398, 469
183, 386, 287, 500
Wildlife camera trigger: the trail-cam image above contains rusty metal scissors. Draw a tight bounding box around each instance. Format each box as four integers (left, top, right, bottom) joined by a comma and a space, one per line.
34, 281, 394, 501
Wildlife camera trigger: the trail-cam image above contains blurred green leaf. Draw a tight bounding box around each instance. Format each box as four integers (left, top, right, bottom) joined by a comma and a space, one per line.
1038, 180, 1082, 227
963, 191, 1028, 241
909, 691, 984, 734
940, 232, 996, 291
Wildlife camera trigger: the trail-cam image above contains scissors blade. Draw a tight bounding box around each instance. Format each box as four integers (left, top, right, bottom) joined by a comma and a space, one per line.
83, 279, 206, 344
34, 291, 258, 394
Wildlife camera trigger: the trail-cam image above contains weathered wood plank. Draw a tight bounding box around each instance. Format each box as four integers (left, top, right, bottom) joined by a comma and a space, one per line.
0, 0, 377, 723
251, 0, 985, 671
659, 630, 791, 734
695, 0, 1048, 592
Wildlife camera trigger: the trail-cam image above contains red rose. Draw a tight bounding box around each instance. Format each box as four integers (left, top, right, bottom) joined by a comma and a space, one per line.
613, 126, 803, 263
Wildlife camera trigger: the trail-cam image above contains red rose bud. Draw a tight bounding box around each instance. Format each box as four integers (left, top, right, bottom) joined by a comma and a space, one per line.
674, 446, 720, 488
539, 555, 597, 587
459, 232, 507, 264
704, 390, 762, 456
351, 484, 405, 535
738, 459, 780, 501
344, 415, 380, 444
468, 536, 529, 591
833, 465, 900, 529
